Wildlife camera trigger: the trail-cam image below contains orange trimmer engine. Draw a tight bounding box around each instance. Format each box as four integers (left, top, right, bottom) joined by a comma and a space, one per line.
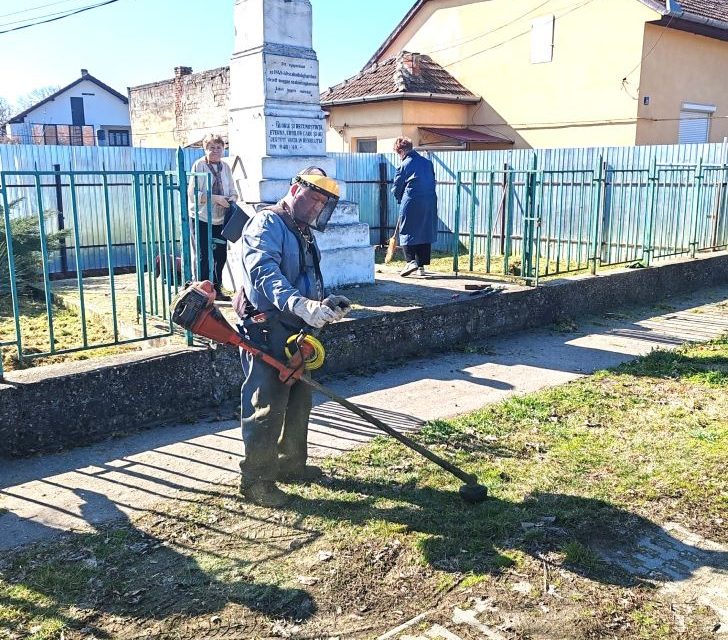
171, 281, 304, 385
171, 280, 241, 346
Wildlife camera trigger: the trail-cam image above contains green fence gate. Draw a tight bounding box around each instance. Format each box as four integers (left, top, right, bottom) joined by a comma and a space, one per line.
0, 149, 212, 378
452, 155, 728, 285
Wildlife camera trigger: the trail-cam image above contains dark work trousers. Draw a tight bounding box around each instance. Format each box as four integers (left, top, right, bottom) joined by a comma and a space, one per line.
190, 218, 227, 291
239, 319, 312, 483
403, 243, 432, 266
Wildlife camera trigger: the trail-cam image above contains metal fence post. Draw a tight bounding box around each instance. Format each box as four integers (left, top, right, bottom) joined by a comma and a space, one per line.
0, 172, 24, 376
132, 172, 148, 337
598, 159, 608, 265
522, 154, 538, 283
469, 171, 477, 272
643, 158, 658, 266
176, 147, 194, 346
453, 171, 461, 274
33, 168, 56, 353
378, 158, 389, 246
68, 172, 88, 347
712, 162, 728, 250
486, 170, 494, 273
689, 157, 704, 258
503, 165, 514, 275
101, 169, 119, 342
53, 163, 68, 275
589, 155, 605, 274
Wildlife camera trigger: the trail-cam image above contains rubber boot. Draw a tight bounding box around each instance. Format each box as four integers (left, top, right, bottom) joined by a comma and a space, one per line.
278, 456, 323, 483
239, 478, 289, 507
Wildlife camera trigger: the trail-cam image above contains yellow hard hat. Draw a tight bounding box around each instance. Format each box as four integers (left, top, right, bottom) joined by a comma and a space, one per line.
294, 174, 340, 199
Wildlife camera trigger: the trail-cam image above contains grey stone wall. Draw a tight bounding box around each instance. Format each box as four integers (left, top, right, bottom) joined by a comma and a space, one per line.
2, 254, 727, 458
129, 66, 230, 148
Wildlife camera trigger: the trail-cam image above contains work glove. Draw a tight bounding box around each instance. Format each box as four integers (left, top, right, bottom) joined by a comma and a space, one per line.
291, 297, 339, 329
323, 295, 352, 321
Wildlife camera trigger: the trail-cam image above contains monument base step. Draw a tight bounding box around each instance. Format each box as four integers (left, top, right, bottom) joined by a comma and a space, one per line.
319, 245, 375, 288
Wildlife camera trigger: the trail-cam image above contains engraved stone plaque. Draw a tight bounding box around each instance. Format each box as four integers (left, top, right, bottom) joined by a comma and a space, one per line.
265, 55, 319, 103
266, 116, 325, 156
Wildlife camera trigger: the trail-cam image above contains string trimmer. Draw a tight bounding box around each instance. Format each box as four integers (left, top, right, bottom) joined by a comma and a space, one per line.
171, 281, 488, 504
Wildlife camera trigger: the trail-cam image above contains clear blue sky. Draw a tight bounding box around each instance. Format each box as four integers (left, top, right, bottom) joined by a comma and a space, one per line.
0, 0, 414, 106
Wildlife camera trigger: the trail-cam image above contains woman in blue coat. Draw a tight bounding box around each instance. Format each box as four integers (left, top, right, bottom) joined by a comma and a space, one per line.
392, 136, 438, 277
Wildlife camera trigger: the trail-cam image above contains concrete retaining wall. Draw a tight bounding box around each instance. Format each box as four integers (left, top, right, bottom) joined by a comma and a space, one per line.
2, 253, 727, 458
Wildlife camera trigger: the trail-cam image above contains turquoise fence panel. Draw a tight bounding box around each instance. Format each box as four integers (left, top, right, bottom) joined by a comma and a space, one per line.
330, 141, 728, 277
0, 151, 206, 375
0, 145, 201, 276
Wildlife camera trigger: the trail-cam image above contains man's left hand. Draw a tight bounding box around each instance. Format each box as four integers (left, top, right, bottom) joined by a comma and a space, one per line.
324, 295, 352, 321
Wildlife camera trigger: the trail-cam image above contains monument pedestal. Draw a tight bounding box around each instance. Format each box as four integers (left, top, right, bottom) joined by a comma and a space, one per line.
223, 200, 374, 292
227, 0, 374, 287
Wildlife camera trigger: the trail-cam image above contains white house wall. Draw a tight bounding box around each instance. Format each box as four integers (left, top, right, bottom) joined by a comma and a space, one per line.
19, 79, 130, 127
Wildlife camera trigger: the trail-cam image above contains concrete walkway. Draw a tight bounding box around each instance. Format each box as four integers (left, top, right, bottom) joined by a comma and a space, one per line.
2, 285, 727, 553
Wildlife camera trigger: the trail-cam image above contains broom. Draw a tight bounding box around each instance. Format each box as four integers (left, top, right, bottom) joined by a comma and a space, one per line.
384, 218, 401, 264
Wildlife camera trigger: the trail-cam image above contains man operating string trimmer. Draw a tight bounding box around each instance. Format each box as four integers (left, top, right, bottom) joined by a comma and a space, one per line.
173, 167, 489, 508
234, 167, 351, 507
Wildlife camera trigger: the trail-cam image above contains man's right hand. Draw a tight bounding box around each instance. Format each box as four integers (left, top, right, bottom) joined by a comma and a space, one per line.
291, 298, 339, 329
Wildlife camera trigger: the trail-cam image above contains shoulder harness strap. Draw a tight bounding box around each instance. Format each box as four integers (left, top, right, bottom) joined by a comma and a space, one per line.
271, 206, 324, 291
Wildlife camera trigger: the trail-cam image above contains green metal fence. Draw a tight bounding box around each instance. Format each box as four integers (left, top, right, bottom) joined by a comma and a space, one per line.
452, 155, 728, 285
0, 149, 207, 377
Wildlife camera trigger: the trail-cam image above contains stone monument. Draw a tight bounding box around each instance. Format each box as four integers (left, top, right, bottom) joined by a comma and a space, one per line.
225, 0, 374, 289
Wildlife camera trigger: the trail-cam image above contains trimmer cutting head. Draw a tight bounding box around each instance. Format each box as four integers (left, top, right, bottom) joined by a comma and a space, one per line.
459, 483, 488, 504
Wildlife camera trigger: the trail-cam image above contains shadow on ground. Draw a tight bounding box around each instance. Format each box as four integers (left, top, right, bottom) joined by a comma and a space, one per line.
0, 488, 315, 639
285, 476, 728, 588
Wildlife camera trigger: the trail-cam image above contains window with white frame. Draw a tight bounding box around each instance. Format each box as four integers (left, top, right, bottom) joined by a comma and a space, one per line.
531, 15, 554, 64
678, 102, 716, 144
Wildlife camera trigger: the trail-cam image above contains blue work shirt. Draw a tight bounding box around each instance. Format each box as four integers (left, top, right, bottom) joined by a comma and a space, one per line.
240, 207, 323, 328
392, 150, 438, 246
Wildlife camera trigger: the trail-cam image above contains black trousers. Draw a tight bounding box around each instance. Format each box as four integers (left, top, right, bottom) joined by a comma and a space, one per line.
403, 243, 432, 266
239, 319, 312, 483
190, 219, 227, 290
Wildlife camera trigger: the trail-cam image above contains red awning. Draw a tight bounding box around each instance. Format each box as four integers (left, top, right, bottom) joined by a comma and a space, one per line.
420, 127, 513, 144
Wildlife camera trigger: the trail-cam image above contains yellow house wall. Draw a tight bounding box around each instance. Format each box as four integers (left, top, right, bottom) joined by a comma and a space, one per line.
325, 100, 473, 151
325, 100, 403, 152
374, 0, 661, 148
636, 24, 728, 144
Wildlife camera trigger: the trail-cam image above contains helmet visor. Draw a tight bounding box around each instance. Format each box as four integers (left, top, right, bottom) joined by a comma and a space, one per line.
292, 175, 340, 232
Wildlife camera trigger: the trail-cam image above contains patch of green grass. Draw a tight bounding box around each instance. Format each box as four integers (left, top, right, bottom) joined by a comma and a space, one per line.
2, 332, 727, 637
375, 247, 606, 280
563, 541, 603, 571
629, 603, 673, 639
618, 336, 728, 387
460, 573, 489, 588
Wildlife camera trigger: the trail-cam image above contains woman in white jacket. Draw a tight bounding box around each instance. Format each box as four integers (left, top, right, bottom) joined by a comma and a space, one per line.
188, 134, 238, 301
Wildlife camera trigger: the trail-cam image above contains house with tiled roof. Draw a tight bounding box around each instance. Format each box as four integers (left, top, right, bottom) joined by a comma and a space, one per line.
323, 0, 728, 151
321, 51, 514, 151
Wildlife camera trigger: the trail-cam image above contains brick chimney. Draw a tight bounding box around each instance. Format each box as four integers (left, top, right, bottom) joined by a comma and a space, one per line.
174, 66, 193, 78
400, 52, 421, 76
